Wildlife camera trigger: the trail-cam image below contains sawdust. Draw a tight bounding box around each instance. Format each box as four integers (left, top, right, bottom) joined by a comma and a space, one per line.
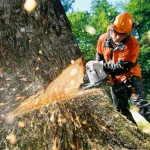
9, 57, 85, 116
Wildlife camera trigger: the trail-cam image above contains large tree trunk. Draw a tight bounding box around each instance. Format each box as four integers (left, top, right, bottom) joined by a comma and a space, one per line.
0, 0, 81, 114
0, 0, 150, 150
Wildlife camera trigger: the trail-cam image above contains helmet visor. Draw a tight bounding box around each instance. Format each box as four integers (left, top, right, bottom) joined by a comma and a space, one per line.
111, 28, 129, 35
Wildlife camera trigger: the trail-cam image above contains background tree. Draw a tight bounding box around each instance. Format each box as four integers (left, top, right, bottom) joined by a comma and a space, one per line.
123, 0, 150, 99
67, 0, 118, 61
124, 0, 150, 39
91, 0, 118, 34
67, 11, 97, 61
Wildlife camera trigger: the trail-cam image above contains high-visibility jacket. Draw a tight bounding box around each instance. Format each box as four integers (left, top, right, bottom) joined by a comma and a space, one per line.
96, 33, 141, 84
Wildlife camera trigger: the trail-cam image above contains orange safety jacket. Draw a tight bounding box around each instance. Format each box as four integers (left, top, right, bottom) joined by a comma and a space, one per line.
96, 33, 141, 85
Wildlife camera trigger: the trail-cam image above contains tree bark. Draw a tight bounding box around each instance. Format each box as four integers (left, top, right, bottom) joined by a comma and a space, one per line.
1, 87, 150, 149
0, 0, 81, 114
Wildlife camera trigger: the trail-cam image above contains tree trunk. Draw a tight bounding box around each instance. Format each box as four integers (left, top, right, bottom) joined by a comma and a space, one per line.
0, 0, 81, 114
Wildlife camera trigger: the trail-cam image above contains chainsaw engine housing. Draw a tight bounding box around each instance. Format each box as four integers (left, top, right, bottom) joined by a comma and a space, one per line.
86, 60, 107, 85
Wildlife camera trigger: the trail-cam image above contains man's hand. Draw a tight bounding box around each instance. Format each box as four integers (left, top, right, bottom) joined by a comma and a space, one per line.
103, 61, 116, 74
103, 60, 136, 76
103, 61, 110, 74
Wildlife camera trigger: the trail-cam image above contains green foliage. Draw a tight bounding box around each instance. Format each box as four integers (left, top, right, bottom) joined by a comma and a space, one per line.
67, 0, 118, 61
123, 0, 150, 99
138, 31, 150, 100
124, 0, 150, 39
91, 0, 118, 34
67, 11, 98, 61
138, 31, 150, 72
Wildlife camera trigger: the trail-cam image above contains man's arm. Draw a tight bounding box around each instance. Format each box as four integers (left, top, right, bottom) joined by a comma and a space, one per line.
96, 52, 104, 61
103, 60, 137, 75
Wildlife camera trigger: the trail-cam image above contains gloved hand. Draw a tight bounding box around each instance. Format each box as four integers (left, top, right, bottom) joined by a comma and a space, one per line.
103, 61, 122, 75
103, 61, 113, 74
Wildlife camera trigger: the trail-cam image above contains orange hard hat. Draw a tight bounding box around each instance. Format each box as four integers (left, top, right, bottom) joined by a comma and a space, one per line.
112, 12, 134, 33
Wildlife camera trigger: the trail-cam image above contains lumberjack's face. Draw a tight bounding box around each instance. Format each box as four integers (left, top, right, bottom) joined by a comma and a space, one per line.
111, 29, 129, 44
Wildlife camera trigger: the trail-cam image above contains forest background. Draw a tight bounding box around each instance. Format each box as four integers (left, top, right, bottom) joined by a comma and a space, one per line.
61, 0, 150, 100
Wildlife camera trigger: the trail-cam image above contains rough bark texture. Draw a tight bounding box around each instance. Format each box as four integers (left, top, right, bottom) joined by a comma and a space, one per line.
0, 0, 81, 114
1, 86, 150, 150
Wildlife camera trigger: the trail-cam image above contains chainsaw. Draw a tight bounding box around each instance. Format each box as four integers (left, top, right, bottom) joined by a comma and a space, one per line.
83, 60, 107, 90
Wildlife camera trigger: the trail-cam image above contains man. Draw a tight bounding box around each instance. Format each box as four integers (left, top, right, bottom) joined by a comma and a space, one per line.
96, 12, 150, 125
